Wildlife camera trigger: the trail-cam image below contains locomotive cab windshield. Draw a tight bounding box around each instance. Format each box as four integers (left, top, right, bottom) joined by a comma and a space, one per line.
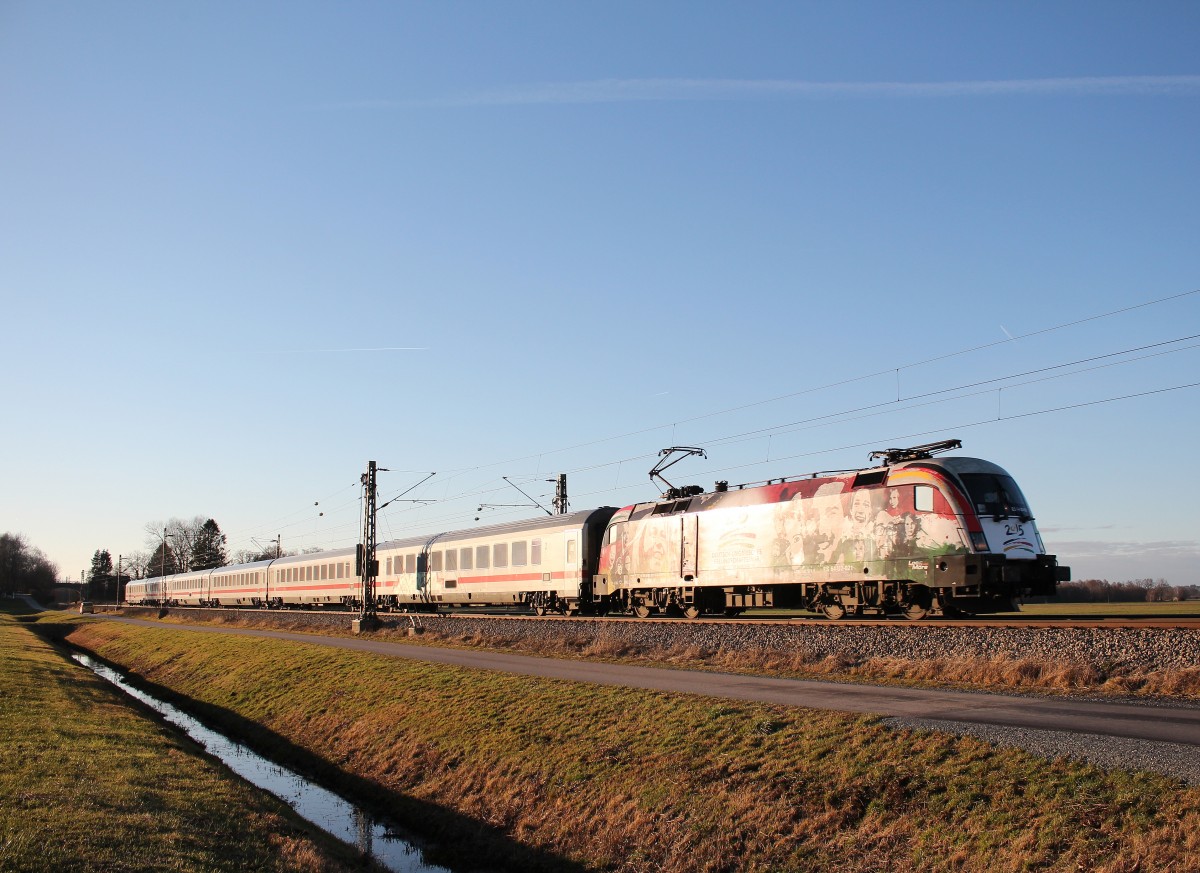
958, 473, 1033, 522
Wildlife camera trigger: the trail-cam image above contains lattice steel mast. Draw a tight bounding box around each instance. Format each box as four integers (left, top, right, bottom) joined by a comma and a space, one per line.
358, 460, 380, 626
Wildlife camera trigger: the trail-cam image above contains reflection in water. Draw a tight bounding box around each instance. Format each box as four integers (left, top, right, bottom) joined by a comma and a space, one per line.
73, 653, 451, 873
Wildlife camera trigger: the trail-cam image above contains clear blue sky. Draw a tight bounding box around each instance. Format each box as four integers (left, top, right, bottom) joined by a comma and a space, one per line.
2, 1, 1197, 585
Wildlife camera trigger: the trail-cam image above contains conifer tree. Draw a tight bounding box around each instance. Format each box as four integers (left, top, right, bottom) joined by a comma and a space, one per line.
190, 519, 228, 570
147, 541, 178, 578
88, 549, 114, 598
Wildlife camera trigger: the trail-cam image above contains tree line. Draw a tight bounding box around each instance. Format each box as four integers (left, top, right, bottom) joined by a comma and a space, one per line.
84, 516, 300, 601
0, 533, 59, 601
1052, 578, 1198, 603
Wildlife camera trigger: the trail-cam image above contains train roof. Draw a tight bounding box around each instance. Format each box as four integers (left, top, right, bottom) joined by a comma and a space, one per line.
378, 506, 616, 551
269, 547, 355, 566
616, 452, 1019, 519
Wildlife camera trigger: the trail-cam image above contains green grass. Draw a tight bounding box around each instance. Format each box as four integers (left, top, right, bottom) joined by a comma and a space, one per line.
0, 609, 376, 872
56, 613, 1200, 873
1017, 600, 1200, 618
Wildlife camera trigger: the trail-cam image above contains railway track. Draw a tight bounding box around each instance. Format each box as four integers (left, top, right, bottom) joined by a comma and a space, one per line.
141, 605, 1200, 630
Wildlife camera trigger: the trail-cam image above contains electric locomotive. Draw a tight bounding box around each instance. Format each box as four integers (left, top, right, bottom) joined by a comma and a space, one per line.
593, 440, 1068, 619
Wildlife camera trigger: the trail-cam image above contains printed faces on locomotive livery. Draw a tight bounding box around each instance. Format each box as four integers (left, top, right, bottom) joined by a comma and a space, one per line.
604, 478, 968, 585
604, 516, 680, 582
725, 479, 966, 577
797, 482, 964, 566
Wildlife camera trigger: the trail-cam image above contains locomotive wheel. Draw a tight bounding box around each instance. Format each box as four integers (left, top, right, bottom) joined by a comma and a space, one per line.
633, 604, 652, 619
681, 605, 700, 620
821, 601, 847, 620
533, 605, 548, 616
902, 602, 929, 621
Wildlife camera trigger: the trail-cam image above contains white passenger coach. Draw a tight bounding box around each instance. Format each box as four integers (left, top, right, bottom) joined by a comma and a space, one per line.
126, 508, 616, 614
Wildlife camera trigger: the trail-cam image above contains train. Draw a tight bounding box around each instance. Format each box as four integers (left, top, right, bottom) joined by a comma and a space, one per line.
125, 440, 1069, 620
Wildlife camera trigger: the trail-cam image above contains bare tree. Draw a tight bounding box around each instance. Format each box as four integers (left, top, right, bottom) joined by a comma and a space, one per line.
143, 516, 210, 574
231, 547, 294, 565
0, 532, 59, 601
121, 551, 150, 580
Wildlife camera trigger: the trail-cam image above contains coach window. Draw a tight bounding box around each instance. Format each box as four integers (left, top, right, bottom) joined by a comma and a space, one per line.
494, 543, 508, 568
531, 538, 542, 565
512, 541, 527, 566
476, 545, 489, 570
566, 538, 577, 565
320, 564, 327, 581
446, 549, 458, 572
460, 547, 472, 571
914, 485, 935, 513
336, 563, 343, 579
386, 557, 392, 575
405, 554, 416, 574
431, 551, 442, 572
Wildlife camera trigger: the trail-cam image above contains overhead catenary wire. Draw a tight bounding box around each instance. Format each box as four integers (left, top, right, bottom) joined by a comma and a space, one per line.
204, 289, 1197, 555
276, 364, 1200, 552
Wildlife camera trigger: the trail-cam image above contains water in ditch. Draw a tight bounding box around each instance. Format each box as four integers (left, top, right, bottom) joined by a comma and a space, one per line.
73, 652, 452, 873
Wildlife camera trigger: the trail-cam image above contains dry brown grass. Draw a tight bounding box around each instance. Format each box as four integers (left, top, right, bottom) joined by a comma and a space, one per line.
130, 605, 1200, 700
58, 616, 1200, 873
388, 622, 1200, 701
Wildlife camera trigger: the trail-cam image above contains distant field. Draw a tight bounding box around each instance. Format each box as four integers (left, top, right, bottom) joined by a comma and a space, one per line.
740, 600, 1200, 619
1017, 601, 1200, 618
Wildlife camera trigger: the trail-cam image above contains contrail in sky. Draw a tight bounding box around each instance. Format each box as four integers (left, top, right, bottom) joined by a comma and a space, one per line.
273, 347, 428, 352
329, 75, 1200, 109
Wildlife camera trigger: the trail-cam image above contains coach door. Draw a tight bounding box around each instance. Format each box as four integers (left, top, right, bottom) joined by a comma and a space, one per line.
416, 551, 428, 593
681, 514, 698, 580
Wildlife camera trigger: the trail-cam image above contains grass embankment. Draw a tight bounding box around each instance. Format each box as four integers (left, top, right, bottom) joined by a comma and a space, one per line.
60, 614, 1200, 873
155, 607, 1200, 700
0, 605, 375, 872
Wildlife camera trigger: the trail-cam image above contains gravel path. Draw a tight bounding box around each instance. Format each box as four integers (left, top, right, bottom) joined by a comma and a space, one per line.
885, 716, 1200, 785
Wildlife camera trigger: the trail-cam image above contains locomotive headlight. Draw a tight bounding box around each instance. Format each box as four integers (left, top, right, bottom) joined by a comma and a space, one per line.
969, 531, 990, 552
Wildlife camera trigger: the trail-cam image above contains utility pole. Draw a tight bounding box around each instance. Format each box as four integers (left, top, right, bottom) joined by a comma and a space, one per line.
355, 460, 380, 632
116, 554, 122, 610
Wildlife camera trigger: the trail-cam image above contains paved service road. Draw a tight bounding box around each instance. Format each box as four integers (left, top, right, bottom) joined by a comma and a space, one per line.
103, 616, 1200, 747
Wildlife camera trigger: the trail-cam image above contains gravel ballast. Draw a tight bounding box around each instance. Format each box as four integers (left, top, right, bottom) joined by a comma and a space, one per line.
418, 613, 1200, 673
